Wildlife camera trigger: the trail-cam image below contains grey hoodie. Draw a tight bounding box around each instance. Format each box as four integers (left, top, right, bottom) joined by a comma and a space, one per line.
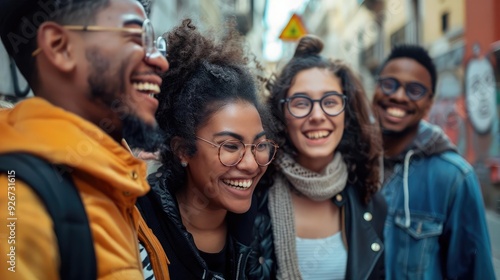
383, 120, 458, 185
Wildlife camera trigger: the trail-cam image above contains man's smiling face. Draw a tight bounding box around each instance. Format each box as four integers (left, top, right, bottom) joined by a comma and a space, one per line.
373, 58, 434, 135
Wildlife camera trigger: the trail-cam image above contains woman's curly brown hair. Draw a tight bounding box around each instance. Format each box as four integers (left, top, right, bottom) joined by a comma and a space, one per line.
155, 19, 271, 193
265, 35, 382, 203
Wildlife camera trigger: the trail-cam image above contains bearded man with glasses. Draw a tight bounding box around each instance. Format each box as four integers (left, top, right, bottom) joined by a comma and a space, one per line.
372, 44, 495, 279
0, 0, 170, 279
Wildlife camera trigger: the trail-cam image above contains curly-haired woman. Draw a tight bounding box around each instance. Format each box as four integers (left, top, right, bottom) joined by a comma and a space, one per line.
136, 19, 278, 279
251, 35, 387, 279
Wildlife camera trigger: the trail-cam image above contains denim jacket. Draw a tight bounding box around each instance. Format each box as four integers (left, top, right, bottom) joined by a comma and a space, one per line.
382, 121, 495, 279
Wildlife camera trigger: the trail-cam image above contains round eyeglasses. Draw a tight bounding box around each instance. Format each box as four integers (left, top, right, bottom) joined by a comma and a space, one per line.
142, 19, 167, 58
32, 19, 167, 58
196, 136, 279, 167
280, 92, 347, 118
377, 77, 429, 101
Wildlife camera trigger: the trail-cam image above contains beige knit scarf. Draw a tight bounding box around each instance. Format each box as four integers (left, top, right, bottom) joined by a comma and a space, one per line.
268, 152, 348, 279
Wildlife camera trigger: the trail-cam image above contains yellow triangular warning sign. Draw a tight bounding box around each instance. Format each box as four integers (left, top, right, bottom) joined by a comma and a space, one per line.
279, 13, 308, 41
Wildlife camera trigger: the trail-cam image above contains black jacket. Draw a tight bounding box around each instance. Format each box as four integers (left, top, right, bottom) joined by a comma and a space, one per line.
248, 183, 387, 280
137, 167, 259, 280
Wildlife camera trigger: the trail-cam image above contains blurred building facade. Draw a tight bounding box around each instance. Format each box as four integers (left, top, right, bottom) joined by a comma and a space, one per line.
150, 0, 267, 61
299, 0, 500, 211
0, 0, 268, 101
0, 43, 31, 102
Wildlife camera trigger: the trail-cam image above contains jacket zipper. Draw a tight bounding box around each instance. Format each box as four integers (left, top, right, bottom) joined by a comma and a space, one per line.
127, 207, 143, 275
235, 253, 243, 279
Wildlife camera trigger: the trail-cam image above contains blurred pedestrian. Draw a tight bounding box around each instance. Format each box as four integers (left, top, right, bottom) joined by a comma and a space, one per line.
373, 44, 496, 279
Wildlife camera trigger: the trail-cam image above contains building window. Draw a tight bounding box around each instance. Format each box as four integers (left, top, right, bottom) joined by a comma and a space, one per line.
441, 12, 449, 33
390, 25, 407, 49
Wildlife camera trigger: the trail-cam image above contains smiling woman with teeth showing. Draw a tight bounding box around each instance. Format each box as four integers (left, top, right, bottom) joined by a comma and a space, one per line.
135, 19, 278, 280
250, 35, 387, 280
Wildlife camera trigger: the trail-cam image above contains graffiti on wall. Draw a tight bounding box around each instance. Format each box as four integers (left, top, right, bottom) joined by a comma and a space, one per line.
465, 57, 497, 135
428, 71, 467, 155
429, 50, 499, 165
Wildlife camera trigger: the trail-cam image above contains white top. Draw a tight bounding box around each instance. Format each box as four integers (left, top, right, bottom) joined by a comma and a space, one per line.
139, 242, 155, 280
296, 231, 347, 280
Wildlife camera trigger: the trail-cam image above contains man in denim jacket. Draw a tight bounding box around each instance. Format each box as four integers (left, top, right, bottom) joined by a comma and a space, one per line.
372, 44, 496, 279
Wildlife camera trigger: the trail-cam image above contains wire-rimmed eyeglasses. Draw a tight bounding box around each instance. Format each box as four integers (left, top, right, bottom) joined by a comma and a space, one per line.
196, 136, 279, 167
32, 19, 167, 58
377, 77, 429, 101
280, 92, 347, 118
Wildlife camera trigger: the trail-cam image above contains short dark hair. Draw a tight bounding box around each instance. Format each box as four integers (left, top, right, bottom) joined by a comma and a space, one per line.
0, 0, 111, 87
266, 35, 382, 203
156, 19, 268, 193
378, 44, 437, 94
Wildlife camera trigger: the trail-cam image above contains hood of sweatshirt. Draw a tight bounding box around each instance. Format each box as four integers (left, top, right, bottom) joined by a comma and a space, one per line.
388, 120, 458, 163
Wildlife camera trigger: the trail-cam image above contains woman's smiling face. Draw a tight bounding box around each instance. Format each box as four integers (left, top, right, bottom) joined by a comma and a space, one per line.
284, 67, 345, 172
184, 100, 268, 214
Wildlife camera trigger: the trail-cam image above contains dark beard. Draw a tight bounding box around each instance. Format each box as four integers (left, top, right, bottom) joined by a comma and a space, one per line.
85, 47, 162, 149
122, 114, 165, 152
86, 47, 126, 106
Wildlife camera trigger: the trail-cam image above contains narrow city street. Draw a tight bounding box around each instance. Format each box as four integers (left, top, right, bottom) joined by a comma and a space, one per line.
487, 210, 500, 279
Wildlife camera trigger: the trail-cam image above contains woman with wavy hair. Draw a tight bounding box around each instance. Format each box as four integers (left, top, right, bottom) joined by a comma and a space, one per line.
136, 19, 278, 279
251, 35, 387, 280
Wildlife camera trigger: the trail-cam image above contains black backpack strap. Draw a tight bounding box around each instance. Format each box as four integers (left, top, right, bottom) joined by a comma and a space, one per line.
0, 153, 97, 280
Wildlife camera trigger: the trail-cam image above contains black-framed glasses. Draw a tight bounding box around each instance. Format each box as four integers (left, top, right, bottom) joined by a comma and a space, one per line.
377, 77, 429, 101
280, 92, 347, 118
196, 136, 279, 167
32, 19, 167, 58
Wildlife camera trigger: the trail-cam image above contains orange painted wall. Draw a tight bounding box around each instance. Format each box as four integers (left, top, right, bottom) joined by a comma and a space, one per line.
464, 0, 500, 59
496, 1, 500, 44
